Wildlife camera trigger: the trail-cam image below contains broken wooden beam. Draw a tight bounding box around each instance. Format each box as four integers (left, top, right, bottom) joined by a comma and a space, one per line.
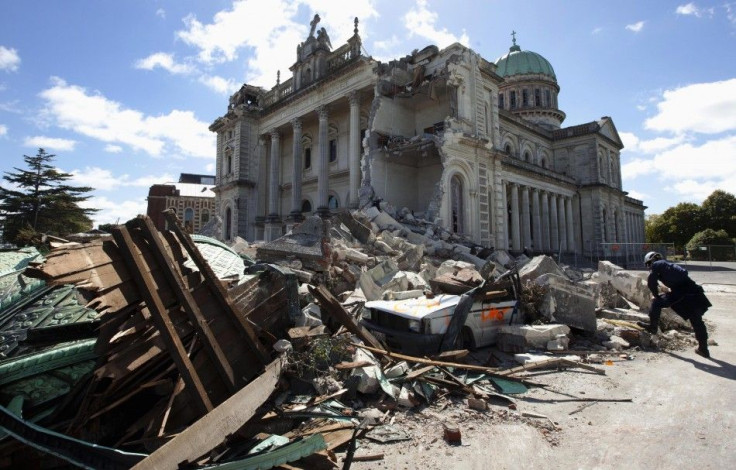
131, 355, 284, 470
111, 225, 213, 416
163, 209, 271, 365
309, 285, 384, 351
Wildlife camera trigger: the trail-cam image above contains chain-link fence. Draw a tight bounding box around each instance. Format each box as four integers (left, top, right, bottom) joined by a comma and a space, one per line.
687, 244, 736, 262
586, 242, 675, 269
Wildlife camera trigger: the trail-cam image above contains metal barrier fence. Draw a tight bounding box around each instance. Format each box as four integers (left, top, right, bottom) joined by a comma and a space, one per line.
688, 244, 736, 261
590, 242, 675, 269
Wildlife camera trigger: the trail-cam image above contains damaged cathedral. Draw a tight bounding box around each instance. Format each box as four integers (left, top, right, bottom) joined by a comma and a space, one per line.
209, 15, 646, 257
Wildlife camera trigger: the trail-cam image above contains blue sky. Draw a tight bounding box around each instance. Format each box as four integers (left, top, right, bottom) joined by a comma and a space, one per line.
1, 0, 735, 227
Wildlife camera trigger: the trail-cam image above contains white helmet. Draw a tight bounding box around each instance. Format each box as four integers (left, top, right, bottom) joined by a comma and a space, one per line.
644, 251, 662, 266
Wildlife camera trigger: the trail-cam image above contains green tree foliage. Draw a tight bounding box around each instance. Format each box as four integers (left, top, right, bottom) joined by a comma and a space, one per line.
701, 190, 736, 237
645, 202, 705, 251
686, 228, 735, 261
0, 148, 97, 246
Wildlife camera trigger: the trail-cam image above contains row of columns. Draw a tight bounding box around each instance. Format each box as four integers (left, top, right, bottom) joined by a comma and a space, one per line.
265, 91, 362, 236
506, 182, 575, 253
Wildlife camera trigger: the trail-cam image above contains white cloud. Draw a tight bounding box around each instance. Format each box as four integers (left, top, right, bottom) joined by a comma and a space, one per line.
591, 27, 603, 35
69, 167, 175, 191
156, 8, 166, 19
175, 0, 378, 87
621, 157, 656, 179
675, 3, 713, 17
403, 0, 469, 48
135, 52, 194, 74
104, 144, 123, 153
0, 124, 7, 136
625, 21, 646, 33
39, 77, 214, 158
23, 136, 77, 151
205, 162, 216, 173
82, 196, 148, 227
0, 46, 21, 72
644, 79, 736, 134
199, 75, 240, 95
620, 132, 686, 154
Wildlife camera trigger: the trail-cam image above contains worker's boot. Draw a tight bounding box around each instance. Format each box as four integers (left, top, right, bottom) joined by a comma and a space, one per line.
695, 347, 710, 359
636, 321, 658, 335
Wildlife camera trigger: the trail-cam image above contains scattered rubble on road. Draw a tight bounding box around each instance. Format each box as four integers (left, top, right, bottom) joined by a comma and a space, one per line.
0, 205, 712, 469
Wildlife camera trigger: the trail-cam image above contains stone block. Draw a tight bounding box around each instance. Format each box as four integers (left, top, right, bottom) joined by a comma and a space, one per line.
536, 274, 597, 333
595, 261, 650, 309
489, 250, 513, 267
397, 243, 424, 272
497, 324, 571, 352
519, 255, 566, 284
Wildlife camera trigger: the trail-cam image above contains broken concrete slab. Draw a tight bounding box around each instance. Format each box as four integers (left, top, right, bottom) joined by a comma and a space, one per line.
497, 324, 571, 353
358, 259, 405, 301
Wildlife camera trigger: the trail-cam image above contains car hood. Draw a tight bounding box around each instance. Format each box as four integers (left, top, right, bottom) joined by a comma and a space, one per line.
365, 294, 461, 320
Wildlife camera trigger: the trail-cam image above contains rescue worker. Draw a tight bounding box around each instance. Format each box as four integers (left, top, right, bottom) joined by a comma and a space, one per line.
639, 251, 712, 358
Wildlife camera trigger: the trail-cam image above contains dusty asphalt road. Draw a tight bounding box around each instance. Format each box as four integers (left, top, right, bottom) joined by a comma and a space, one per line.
350, 262, 736, 470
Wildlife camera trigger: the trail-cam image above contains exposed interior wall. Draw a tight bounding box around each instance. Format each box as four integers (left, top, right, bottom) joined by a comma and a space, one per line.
370, 150, 442, 215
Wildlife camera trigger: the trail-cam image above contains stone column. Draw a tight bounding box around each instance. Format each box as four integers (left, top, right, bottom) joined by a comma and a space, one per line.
265, 130, 282, 241
550, 194, 559, 252
316, 106, 330, 216
566, 197, 575, 252
532, 189, 541, 253
521, 186, 531, 251
348, 91, 361, 209
501, 181, 509, 250
558, 196, 567, 251
289, 118, 303, 221
541, 191, 550, 251
510, 183, 521, 251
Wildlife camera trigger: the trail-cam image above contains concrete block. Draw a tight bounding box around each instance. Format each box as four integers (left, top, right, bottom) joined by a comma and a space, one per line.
497, 324, 570, 352
362, 205, 381, 221
359, 259, 400, 301
596, 261, 650, 309
397, 243, 424, 272
536, 274, 597, 333
519, 255, 566, 284
489, 250, 513, 267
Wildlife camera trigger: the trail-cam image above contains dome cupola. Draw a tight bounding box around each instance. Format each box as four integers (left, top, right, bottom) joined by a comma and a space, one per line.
494, 32, 565, 129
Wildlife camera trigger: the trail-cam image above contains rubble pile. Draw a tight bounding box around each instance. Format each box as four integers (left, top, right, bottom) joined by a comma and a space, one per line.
0, 206, 708, 469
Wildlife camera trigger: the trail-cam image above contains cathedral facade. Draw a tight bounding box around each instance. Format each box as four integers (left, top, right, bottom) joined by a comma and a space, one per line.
210, 16, 646, 257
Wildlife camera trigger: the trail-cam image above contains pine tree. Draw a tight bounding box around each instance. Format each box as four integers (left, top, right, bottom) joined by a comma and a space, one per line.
0, 148, 97, 246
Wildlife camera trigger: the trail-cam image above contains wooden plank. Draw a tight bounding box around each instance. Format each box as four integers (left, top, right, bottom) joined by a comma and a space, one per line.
131, 356, 284, 470
134, 216, 236, 392
309, 285, 384, 351
111, 225, 213, 415
163, 209, 270, 364
352, 343, 533, 385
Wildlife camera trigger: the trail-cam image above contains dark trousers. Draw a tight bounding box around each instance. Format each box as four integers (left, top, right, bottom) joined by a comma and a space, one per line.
650, 293, 709, 351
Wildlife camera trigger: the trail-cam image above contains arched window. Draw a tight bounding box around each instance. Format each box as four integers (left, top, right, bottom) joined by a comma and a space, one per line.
201, 209, 210, 225
523, 150, 531, 162
328, 195, 339, 210
498, 93, 505, 109
450, 175, 464, 234
540, 157, 547, 169
225, 207, 232, 241
301, 199, 312, 213
504, 144, 512, 155
184, 208, 194, 232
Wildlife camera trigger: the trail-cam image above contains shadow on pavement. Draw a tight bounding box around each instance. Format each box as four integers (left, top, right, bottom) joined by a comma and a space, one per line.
666, 351, 736, 380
